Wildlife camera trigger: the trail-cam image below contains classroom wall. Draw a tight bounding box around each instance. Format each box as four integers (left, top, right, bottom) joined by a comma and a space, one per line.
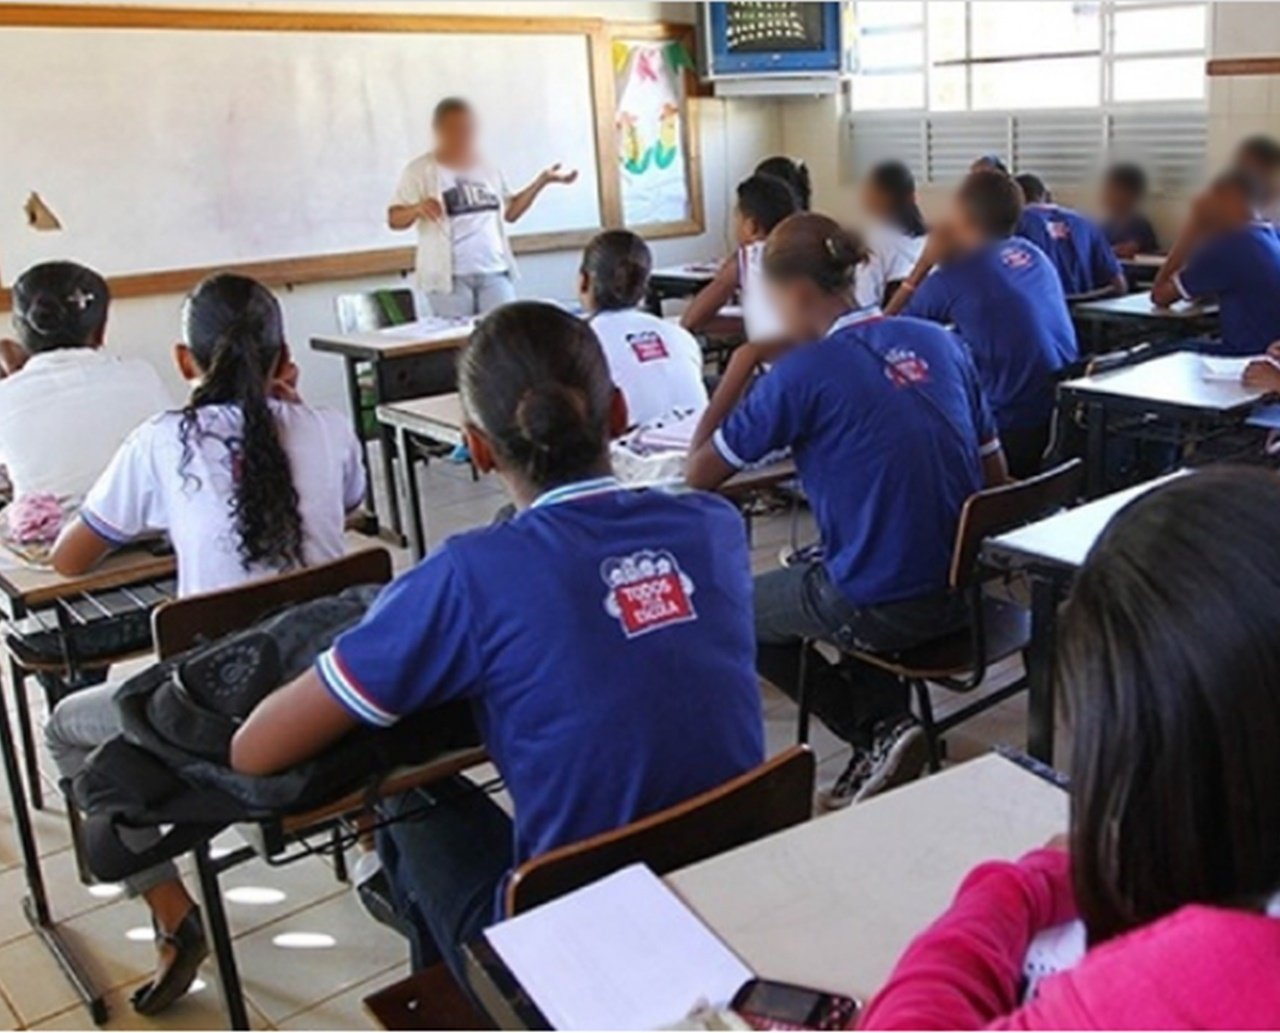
780, 1, 1280, 243
7, 0, 783, 411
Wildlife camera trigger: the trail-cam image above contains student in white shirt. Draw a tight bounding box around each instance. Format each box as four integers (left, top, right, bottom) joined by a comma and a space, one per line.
43, 274, 365, 1017
854, 161, 928, 310
0, 262, 171, 502
681, 174, 798, 344
579, 230, 707, 429
387, 96, 578, 317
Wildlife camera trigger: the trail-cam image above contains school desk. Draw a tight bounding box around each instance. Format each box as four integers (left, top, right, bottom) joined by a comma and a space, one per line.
646, 261, 720, 315
310, 317, 475, 538
1071, 291, 1219, 352
463, 751, 1069, 1028
1119, 253, 1166, 287
982, 471, 1186, 763
377, 393, 798, 561
0, 547, 179, 1025
1057, 350, 1267, 497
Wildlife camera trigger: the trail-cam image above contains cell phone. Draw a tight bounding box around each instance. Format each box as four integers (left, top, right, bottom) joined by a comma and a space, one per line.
730, 978, 861, 1031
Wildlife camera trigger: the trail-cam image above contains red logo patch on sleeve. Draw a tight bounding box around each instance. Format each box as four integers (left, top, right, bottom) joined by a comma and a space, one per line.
601, 549, 698, 638
627, 331, 670, 364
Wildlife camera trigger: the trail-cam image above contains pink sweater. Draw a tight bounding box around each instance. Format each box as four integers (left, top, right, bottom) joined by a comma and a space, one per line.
860, 848, 1280, 1030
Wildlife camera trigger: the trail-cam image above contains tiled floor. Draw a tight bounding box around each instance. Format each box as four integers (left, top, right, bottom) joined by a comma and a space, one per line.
0, 458, 1064, 1031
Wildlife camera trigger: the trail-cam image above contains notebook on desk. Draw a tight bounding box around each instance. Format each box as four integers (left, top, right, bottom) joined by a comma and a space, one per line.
482, 864, 753, 1031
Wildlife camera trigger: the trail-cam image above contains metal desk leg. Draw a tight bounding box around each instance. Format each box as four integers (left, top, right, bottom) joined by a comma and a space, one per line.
0, 668, 106, 1023
344, 356, 379, 533
8, 654, 43, 810
1084, 401, 1107, 499
396, 427, 427, 563
378, 421, 405, 543
193, 841, 250, 1031
1026, 575, 1060, 765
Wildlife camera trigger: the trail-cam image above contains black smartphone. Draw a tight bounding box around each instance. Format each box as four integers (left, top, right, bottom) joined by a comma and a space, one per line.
730, 978, 861, 1031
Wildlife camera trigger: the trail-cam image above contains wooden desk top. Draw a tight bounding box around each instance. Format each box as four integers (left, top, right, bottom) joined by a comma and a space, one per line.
1059, 350, 1266, 412
1072, 292, 1218, 321
310, 317, 475, 362
984, 471, 1186, 572
667, 754, 1067, 1004
0, 547, 177, 613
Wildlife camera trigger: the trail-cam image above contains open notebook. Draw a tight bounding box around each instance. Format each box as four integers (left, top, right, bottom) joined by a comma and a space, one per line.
484, 864, 753, 1031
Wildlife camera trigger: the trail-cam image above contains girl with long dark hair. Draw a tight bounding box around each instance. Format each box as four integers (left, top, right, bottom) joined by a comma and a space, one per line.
854, 160, 928, 309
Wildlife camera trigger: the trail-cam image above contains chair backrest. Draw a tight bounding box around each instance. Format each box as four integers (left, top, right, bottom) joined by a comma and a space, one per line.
504, 745, 815, 917
335, 289, 417, 334
950, 459, 1084, 589
152, 548, 393, 659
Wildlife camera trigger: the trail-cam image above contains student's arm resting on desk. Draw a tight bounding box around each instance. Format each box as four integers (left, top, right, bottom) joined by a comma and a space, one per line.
859, 847, 1077, 1031
1151, 200, 1213, 303
680, 256, 739, 332
231, 550, 481, 776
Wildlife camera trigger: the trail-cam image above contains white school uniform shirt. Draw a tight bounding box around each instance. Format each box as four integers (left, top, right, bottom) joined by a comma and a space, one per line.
588, 308, 708, 428
855, 222, 927, 310
0, 348, 172, 503
391, 152, 518, 293
81, 401, 366, 598
737, 241, 787, 342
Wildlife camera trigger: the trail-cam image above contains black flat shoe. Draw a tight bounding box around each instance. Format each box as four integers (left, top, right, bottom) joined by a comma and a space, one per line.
130, 906, 210, 1016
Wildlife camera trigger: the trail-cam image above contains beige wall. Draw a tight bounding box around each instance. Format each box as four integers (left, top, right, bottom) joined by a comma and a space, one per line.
6, 0, 783, 410
780, 1, 1280, 242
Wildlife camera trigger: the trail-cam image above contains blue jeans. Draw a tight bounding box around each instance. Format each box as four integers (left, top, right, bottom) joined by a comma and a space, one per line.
754, 562, 967, 747
427, 272, 516, 317
376, 776, 513, 987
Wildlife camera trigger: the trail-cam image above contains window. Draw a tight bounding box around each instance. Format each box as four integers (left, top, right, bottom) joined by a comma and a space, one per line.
848, 0, 1208, 112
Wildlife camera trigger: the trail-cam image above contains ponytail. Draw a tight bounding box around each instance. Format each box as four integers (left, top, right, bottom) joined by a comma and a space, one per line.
869, 160, 927, 238
179, 275, 304, 572
460, 302, 613, 491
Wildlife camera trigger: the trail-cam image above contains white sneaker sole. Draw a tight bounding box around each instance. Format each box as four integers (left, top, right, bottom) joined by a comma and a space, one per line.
853, 726, 931, 804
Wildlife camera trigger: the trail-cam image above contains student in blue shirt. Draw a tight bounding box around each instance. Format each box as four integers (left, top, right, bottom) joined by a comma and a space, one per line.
890, 170, 1078, 478
1152, 169, 1280, 356
1015, 173, 1126, 298
231, 302, 764, 981
687, 213, 1008, 810
1100, 162, 1160, 258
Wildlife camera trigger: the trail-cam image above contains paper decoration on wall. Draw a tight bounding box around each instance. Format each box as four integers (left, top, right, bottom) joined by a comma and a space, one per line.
24, 192, 62, 231
614, 40, 694, 226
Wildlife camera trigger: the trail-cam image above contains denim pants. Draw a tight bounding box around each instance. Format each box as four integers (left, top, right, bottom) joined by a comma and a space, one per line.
755, 562, 967, 748
427, 272, 517, 317
44, 683, 179, 897
376, 776, 513, 987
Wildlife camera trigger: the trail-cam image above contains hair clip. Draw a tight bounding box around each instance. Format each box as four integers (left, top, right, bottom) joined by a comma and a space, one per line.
67, 287, 94, 311
824, 237, 839, 259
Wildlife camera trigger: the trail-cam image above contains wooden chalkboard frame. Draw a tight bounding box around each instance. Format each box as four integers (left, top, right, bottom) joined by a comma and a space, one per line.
0, 4, 706, 306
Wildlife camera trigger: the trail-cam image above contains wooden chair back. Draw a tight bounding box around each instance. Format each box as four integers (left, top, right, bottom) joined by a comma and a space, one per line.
949, 460, 1083, 589
152, 548, 393, 659
335, 289, 417, 334
504, 745, 815, 918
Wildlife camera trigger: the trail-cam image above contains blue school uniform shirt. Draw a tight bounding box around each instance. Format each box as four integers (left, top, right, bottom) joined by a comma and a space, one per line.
316, 479, 764, 874
903, 238, 1078, 432
1104, 213, 1159, 255
1017, 204, 1123, 296
1175, 222, 1280, 356
713, 310, 999, 608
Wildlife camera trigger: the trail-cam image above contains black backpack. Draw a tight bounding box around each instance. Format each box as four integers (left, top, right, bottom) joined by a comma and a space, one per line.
72, 585, 480, 881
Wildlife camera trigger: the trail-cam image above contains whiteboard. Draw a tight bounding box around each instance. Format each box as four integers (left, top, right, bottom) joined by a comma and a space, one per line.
0, 27, 605, 285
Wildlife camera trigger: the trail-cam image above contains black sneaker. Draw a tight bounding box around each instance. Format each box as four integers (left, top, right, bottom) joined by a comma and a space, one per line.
817, 718, 930, 810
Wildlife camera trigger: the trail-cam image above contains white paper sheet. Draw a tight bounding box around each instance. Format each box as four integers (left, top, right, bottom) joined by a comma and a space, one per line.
377, 315, 475, 341
484, 864, 753, 1031
1201, 355, 1264, 382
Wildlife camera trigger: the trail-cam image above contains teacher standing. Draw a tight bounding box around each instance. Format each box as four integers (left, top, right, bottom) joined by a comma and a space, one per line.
388, 96, 578, 316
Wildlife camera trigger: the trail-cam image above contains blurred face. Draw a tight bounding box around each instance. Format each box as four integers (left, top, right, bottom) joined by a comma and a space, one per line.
1100, 179, 1134, 217
733, 203, 762, 245
945, 194, 987, 250
1206, 181, 1254, 227
765, 274, 828, 342
859, 177, 891, 222
434, 108, 477, 155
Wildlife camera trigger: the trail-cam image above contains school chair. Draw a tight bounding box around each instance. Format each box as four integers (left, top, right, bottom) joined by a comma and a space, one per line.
795, 460, 1084, 769
150, 548, 489, 1031
362, 745, 817, 1031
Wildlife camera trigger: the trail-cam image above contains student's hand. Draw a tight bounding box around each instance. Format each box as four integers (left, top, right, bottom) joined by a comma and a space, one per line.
1044, 832, 1070, 854
1243, 358, 1280, 394
1266, 340, 1280, 361
269, 358, 303, 403
540, 163, 579, 186
0, 338, 28, 377
1112, 241, 1141, 260
419, 197, 445, 223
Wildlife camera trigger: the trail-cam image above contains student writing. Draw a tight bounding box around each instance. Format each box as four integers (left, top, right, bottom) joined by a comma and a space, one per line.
43, 274, 364, 1018
687, 213, 1007, 810
579, 230, 707, 428
861, 468, 1280, 1030
1152, 169, 1280, 356
229, 302, 765, 985
1015, 173, 1126, 298
0, 262, 171, 503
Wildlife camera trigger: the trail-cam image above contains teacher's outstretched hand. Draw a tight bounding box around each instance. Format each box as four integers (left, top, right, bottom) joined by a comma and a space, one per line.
387, 96, 579, 318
